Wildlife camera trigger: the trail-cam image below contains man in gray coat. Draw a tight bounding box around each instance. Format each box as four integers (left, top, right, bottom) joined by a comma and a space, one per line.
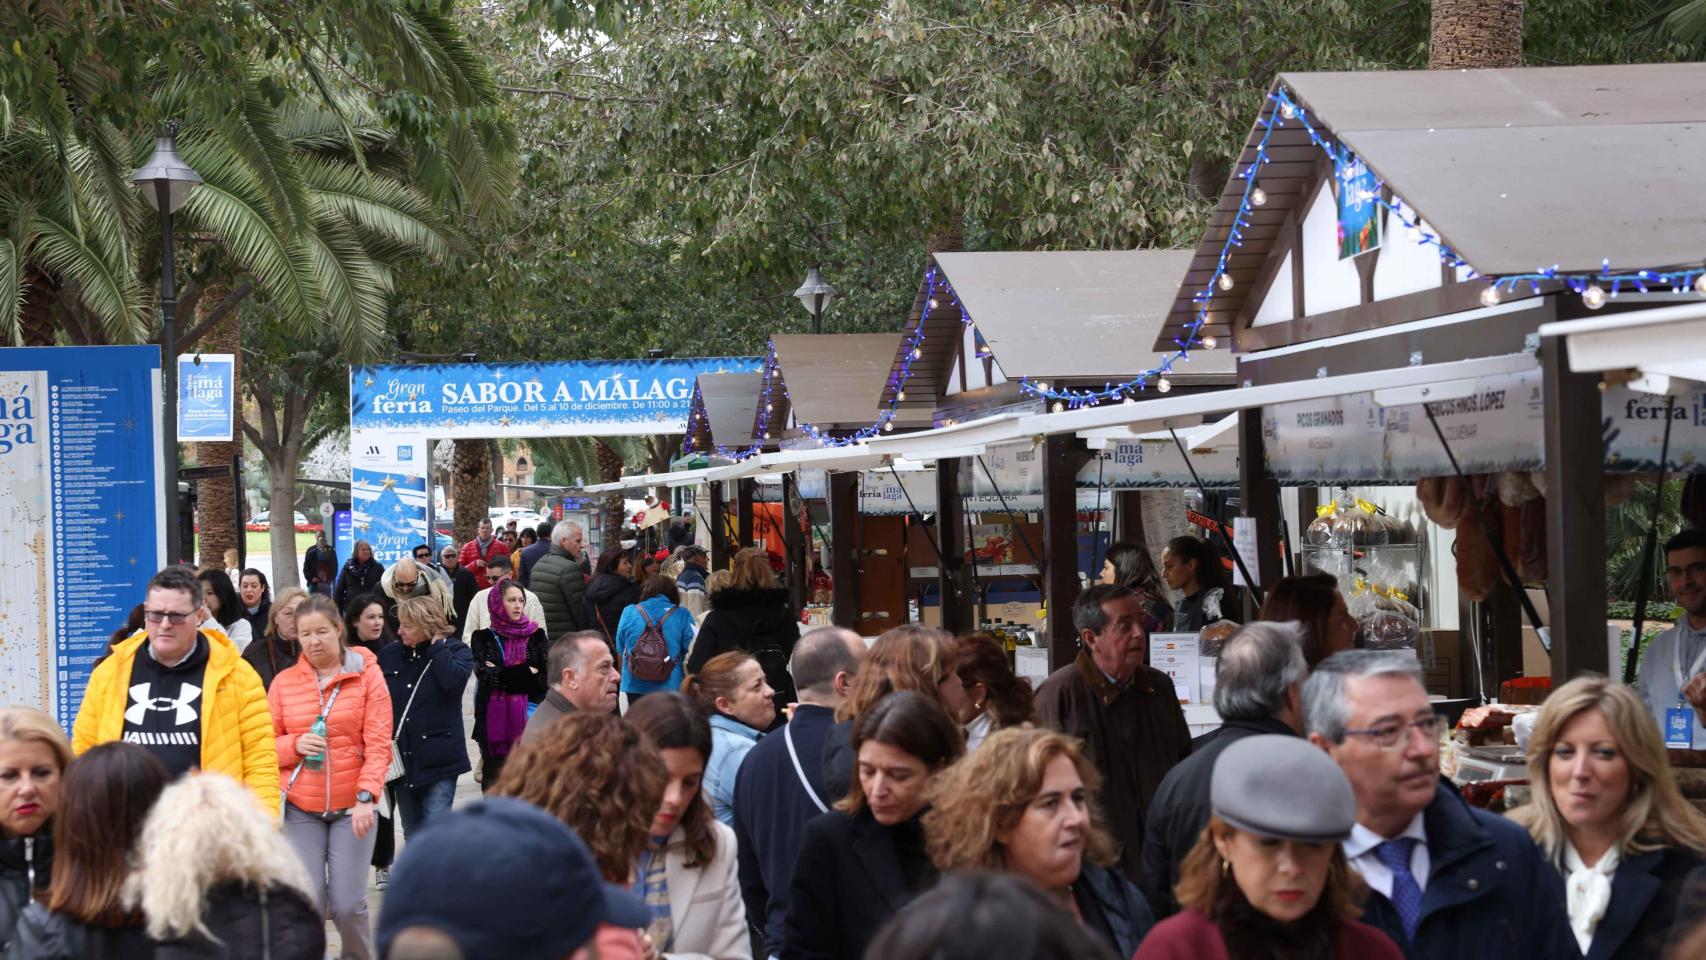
521, 631, 618, 745
529, 520, 592, 641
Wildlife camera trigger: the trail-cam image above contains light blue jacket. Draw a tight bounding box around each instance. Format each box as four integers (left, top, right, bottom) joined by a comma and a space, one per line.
614, 595, 693, 695
705, 712, 763, 825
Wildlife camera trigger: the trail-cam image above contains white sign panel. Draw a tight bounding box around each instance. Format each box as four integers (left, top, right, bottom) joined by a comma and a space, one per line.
1384, 368, 1545, 476
1262, 392, 1387, 482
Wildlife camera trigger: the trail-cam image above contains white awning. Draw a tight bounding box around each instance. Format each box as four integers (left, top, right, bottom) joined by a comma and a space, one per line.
1539, 299, 1706, 383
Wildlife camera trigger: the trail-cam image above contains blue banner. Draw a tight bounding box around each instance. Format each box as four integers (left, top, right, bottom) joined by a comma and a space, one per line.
333, 509, 353, 572
0, 347, 162, 731
177, 353, 235, 442
350, 357, 762, 436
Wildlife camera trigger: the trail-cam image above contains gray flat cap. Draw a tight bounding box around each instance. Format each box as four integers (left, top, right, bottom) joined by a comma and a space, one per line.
1210, 735, 1357, 843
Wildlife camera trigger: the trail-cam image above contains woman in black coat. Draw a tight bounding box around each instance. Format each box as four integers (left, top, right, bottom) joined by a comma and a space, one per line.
333, 539, 385, 611
468, 581, 549, 791
783, 693, 964, 960
379, 595, 475, 830
685, 550, 798, 721
584, 548, 641, 641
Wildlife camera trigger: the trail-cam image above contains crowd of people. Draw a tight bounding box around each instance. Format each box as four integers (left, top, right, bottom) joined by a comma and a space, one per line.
10, 528, 1706, 959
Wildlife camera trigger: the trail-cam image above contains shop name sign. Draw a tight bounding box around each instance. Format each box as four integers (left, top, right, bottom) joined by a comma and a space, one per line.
351, 358, 762, 436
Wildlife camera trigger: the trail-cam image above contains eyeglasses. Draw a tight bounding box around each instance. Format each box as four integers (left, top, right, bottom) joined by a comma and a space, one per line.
143, 609, 197, 625
1342, 715, 1442, 750
395, 578, 419, 590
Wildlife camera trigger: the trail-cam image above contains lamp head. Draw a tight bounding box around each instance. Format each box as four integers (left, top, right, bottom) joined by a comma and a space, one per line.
132, 132, 202, 214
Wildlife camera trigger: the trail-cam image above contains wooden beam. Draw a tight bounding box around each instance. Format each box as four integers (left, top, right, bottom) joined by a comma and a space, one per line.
1114, 490, 1145, 546
782, 473, 807, 616
830, 472, 860, 628
1543, 339, 1609, 679
709, 479, 730, 571
1042, 435, 1092, 672
736, 478, 755, 552
936, 458, 974, 635
1237, 409, 1283, 595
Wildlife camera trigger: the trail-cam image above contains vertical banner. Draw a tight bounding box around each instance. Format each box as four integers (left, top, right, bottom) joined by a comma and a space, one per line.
176, 353, 235, 442
333, 509, 353, 572
0, 347, 162, 731
1335, 144, 1381, 260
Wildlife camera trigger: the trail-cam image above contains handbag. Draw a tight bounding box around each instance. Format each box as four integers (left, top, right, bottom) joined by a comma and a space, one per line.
386, 657, 431, 783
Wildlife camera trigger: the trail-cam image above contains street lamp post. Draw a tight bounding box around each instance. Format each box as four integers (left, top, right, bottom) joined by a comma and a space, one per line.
793, 265, 838, 334
132, 125, 202, 566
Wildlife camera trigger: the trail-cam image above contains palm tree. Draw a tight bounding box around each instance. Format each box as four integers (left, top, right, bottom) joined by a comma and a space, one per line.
1428, 0, 1525, 69
1606, 479, 1683, 602
530, 435, 662, 550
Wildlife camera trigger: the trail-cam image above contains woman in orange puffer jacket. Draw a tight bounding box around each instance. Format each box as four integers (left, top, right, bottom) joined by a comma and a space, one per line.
268, 594, 393, 960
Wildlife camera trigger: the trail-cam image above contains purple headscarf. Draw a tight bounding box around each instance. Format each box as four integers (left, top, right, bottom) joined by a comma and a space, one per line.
484, 579, 540, 756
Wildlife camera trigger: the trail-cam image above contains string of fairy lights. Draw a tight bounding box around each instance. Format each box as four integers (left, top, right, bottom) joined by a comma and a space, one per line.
691, 84, 1706, 455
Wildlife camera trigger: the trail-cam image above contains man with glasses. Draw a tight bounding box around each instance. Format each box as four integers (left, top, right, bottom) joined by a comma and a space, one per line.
1303, 650, 1571, 959
72, 566, 278, 810
440, 545, 479, 630
381, 555, 455, 636
1637, 529, 1706, 746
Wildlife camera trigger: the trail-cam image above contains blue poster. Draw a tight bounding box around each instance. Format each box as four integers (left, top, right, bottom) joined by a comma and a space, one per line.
1335, 144, 1381, 260
0, 347, 162, 732
333, 509, 353, 572
177, 353, 235, 441
350, 357, 761, 436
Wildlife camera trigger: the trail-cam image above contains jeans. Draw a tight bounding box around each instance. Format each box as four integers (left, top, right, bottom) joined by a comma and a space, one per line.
391, 777, 458, 834
283, 804, 377, 960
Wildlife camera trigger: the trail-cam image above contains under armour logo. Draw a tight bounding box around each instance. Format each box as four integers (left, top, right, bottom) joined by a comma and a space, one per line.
125, 682, 202, 726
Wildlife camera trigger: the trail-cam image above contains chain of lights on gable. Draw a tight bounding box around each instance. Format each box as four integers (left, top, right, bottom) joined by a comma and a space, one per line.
1016, 87, 1706, 410
687, 267, 974, 460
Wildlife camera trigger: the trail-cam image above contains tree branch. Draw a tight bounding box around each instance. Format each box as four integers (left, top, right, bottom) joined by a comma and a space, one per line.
175, 282, 256, 353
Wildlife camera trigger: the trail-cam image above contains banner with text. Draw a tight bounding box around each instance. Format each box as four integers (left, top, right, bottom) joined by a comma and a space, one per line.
0, 347, 162, 732
177, 353, 235, 442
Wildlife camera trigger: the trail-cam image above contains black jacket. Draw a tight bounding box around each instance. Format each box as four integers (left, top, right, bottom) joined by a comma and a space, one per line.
733, 704, 837, 956
152, 883, 324, 960
1359, 781, 1576, 960
445, 566, 478, 629
0, 829, 50, 951
6, 904, 153, 960
302, 545, 335, 588
1139, 714, 1296, 916
333, 558, 385, 610
687, 586, 799, 718
783, 809, 936, 960
584, 574, 640, 641
530, 546, 591, 641
468, 628, 549, 744
1074, 862, 1156, 959
516, 540, 552, 587
378, 638, 475, 788
240, 601, 270, 643
239, 635, 300, 691
819, 720, 856, 805
1569, 846, 1706, 960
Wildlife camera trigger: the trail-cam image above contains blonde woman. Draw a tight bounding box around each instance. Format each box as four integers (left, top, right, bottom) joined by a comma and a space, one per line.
1510, 675, 1706, 959
821, 624, 962, 801
244, 586, 309, 690
378, 595, 474, 832
130, 772, 324, 958
0, 709, 71, 951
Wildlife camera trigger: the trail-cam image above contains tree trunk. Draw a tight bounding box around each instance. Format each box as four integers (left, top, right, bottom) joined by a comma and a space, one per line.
191, 285, 242, 568
647, 434, 679, 506
18, 268, 59, 347
452, 438, 490, 544
266, 439, 306, 590
1429, 0, 1523, 69
596, 439, 626, 550
926, 214, 965, 256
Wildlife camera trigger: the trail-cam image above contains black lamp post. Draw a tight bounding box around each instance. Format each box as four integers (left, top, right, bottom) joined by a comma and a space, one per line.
793, 265, 837, 334
132, 125, 202, 565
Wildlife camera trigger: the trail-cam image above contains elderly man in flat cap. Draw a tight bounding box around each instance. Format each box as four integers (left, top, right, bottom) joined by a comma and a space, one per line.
1302, 650, 1575, 960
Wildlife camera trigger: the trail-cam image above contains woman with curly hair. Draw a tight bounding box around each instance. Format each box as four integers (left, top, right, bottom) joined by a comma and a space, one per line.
952, 634, 1035, 750
923, 726, 1153, 958
821, 624, 962, 801
130, 773, 324, 959
491, 712, 666, 958
784, 691, 964, 960
623, 693, 751, 959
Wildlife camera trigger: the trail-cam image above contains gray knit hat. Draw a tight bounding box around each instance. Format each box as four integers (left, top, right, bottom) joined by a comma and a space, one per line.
1210, 734, 1357, 843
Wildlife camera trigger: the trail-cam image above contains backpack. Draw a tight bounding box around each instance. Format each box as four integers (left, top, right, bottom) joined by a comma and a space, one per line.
626, 605, 678, 684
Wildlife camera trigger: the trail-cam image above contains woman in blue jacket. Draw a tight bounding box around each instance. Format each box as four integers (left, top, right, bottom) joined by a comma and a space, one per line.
614, 575, 695, 704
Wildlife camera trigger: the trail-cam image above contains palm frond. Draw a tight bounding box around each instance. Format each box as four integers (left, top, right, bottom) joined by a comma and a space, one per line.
301, 155, 448, 260
178, 144, 322, 327
302, 210, 390, 360
0, 230, 28, 339
27, 212, 147, 342
201, 78, 315, 234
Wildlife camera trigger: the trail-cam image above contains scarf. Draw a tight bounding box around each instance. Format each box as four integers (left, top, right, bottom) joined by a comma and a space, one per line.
1215, 884, 1336, 960
484, 580, 541, 756
1563, 841, 1620, 955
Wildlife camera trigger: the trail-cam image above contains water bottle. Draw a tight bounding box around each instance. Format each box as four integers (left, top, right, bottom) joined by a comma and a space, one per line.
303, 714, 328, 771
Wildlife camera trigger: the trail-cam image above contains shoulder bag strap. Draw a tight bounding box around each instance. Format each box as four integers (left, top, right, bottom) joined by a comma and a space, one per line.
784, 723, 829, 814
394, 657, 432, 737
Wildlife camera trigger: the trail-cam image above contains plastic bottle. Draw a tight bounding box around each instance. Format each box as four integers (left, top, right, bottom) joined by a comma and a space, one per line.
304, 714, 328, 771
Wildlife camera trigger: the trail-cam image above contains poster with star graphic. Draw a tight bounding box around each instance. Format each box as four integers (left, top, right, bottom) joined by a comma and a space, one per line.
0, 347, 161, 731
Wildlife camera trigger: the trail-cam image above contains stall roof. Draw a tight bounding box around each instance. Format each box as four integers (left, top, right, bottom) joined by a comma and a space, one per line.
756, 333, 904, 440
1162, 62, 1706, 347
686, 371, 762, 454
1540, 300, 1706, 383
885, 250, 1235, 413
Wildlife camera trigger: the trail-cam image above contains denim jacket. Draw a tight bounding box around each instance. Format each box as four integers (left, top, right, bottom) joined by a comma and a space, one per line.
705, 713, 764, 826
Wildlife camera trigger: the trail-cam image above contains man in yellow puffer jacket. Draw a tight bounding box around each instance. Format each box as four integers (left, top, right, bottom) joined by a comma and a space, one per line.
72, 566, 279, 813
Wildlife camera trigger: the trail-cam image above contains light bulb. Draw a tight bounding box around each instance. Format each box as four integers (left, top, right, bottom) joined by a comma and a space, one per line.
1250, 187, 1266, 207
911, 347, 923, 360
1035, 381, 1050, 393
765, 402, 773, 412
1479, 285, 1501, 308
1157, 377, 1172, 394
1123, 396, 1136, 405
1407, 224, 1424, 243
928, 298, 939, 309
1694, 273, 1706, 295
1280, 102, 1297, 120
896, 390, 906, 402
1200, 335, 1218, 350
762, 431, 770, 440
1582, 284, 1607, 310
883, 421, 894, 432
1217, 273, 1235, 292
1051, 402, 1065, 413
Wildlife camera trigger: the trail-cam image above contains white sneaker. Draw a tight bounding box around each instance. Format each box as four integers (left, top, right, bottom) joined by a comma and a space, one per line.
374, 867, 389, 890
